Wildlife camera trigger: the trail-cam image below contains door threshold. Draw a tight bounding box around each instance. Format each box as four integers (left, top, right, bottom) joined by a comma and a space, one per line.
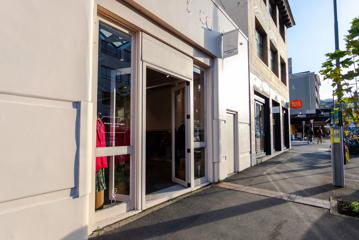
145, 184, 189, 209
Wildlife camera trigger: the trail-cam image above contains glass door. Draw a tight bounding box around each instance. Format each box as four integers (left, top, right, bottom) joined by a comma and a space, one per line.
172, 83, 189, 186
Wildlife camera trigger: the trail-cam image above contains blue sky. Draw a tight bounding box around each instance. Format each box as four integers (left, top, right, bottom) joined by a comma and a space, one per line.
288, 0, 359, 99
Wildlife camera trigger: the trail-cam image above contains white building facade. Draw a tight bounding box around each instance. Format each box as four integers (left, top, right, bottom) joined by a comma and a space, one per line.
0, 1, 251, 239
214, 0, 295, 163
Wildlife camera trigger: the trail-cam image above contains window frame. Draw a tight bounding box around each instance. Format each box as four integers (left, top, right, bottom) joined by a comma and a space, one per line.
92, 18, 137, 220
270, 42, 279, 77
280, 57, 287, 85
193, 66, 208, 185
255, 19, 268, 65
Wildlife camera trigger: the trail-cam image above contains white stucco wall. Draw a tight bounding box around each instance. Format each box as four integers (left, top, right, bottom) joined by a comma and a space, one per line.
0, 1, 92, 239
127, 0, 237, 57
216, 32, 251, 180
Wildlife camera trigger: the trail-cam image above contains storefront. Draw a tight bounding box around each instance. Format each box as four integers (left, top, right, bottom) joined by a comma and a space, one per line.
0, 1, 251, 239
254, 93, 271, 157
91, 13, 214, 229
89, 0, 250, 234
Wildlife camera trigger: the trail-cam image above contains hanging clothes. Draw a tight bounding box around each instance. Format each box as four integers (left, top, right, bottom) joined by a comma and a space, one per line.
96, 168, 106, 192
96, 118, 108, 171
115, 126, 131, 164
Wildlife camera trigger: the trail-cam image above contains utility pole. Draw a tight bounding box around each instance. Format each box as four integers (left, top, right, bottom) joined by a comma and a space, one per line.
331, 0, 345, 187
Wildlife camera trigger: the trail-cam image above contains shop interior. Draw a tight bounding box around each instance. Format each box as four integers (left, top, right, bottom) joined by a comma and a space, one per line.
146, 68, 187, 195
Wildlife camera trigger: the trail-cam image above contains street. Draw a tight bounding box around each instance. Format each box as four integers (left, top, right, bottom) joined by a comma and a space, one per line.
92, 142, 359, 240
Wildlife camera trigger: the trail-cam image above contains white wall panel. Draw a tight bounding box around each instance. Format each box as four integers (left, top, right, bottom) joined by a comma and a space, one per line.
0, 0, 91, 101
0, 94, 79, 203
0, 194, 88, 240
142, 34, 193, 80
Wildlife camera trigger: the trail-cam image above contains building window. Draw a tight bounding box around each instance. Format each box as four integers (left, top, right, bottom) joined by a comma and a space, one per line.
280, 57, 287, 85
255, 20, 268, 65
279, 18, 286, 41
270, 42, 278, 76
269, 0, 277, 25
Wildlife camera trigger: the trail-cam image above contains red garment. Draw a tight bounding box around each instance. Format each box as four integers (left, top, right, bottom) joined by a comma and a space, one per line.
115, 126, 130, 164
96, 118, 108, 171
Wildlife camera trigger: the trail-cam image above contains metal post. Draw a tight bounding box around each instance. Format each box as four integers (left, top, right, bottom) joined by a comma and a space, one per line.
302, 121, 305, 141
332, 0, 345, 187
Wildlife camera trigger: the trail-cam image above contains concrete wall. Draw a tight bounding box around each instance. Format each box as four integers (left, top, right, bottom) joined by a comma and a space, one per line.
0, 0, 93, 239
290, 72, 320, 115
248, 0, 289, 99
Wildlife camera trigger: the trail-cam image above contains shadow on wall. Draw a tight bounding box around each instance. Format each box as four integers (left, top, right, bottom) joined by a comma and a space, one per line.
71, 102, 81, 198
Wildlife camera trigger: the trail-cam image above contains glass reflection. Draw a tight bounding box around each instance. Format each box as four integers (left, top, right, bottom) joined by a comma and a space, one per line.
193, 67, 206, 180
255, 102, 265, 154
194, 148, 205, 179
95, 22, 132, 211
97, 22, 131, 148
193, 68, 205, 142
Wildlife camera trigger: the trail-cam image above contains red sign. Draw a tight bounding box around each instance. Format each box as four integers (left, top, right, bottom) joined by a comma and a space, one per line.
290, 99, 303, 109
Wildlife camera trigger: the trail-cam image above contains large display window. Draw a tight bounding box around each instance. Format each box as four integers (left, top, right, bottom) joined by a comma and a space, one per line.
193, 67, 207, 183
95, 22, 133, 210
255, 100, 266, 156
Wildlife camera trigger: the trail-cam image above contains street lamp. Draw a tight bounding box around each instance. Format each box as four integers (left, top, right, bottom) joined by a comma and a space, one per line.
331, 0, 345, 187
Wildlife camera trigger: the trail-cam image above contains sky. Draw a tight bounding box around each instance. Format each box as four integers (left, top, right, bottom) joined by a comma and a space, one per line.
288, 0, 359, 100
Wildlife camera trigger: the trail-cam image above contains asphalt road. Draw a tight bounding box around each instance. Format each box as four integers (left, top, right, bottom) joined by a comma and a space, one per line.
93, 142, 359, 240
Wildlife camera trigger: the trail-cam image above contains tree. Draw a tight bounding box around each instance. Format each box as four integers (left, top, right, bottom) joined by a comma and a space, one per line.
320, 17, 359, 125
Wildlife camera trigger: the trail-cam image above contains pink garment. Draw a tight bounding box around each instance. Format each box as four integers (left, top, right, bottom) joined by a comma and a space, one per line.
96, 118, 108, 171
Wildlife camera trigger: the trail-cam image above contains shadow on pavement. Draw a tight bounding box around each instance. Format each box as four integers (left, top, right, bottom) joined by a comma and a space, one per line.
95, 188, 286, 240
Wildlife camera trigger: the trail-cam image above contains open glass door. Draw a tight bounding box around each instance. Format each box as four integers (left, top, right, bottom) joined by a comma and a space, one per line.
172, 83, 190, 187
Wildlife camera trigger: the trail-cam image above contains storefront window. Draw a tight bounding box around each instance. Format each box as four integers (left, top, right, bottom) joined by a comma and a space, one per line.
97, 22, 131, 148
193, 68, 205, 142
255, 101, 265, 155
193, 67, 206, 180
95, 22, 132, 211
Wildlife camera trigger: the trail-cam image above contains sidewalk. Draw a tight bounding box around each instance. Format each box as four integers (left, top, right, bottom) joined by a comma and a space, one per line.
226, 142, 359, 201
92, 143, 359, 240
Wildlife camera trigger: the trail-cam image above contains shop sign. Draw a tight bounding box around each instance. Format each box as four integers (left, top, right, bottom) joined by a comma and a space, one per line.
223, 30, 239, 58
290, 99, 303, 109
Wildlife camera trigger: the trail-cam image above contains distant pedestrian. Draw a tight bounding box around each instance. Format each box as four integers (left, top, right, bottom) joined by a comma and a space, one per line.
308, 128, 313, 144
317, 128, 323, 144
